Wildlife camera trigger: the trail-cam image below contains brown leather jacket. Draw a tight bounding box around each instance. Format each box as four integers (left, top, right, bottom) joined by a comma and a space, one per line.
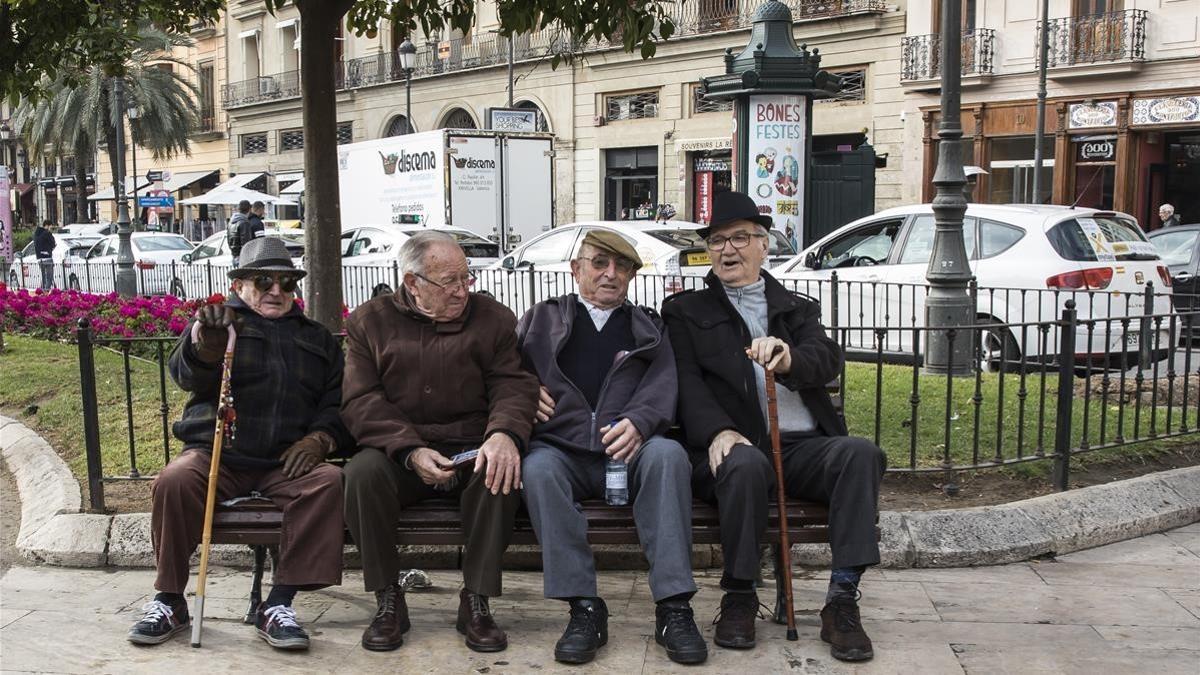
340, 289, 539, 465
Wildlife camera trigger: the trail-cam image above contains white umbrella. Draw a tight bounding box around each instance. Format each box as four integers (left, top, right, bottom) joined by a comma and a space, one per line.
179, 185, 298, 206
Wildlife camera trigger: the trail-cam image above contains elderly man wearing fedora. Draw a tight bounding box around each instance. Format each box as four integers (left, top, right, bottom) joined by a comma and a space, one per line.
128, 236, 352, 651
662, 191, 886, 662
517, 230, 707, 665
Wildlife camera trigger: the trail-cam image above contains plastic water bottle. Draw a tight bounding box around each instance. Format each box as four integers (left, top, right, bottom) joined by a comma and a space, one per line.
606, 458, 628, 506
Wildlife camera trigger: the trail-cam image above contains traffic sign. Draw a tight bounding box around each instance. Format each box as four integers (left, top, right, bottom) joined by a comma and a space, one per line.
145, 169, 172, 183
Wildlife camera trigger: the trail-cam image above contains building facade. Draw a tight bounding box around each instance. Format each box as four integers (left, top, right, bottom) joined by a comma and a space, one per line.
220, 0, 911, 246
900, 0, 1200, 229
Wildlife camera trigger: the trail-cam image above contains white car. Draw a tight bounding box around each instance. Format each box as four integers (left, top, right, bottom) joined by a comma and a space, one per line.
68, 233, 196, 295
168, 229, 306, 299
339, 225, 501, 308
480, 220, 796, 313
7, 233, 104, 289
773, 204, 1174, 369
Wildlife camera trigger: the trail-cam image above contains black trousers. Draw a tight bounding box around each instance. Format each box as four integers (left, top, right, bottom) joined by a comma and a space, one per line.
691, 432, 886, 582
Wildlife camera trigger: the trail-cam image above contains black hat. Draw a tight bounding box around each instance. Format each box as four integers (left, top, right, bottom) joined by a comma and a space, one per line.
698, 191, 774, 238
227, 237, 307, 280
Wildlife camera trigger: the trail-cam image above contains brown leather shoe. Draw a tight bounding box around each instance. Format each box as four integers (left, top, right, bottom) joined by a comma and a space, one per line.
820, 595, 874, 662
713, 591, 758, 649
455, 588, 508, 652
361, 585, 410, 651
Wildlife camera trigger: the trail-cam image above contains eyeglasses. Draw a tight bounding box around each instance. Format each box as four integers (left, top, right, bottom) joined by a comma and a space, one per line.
251, 274, 299, 293
577, 254, 636, 274
706, 232, 768, 251
415, 271, 477, 293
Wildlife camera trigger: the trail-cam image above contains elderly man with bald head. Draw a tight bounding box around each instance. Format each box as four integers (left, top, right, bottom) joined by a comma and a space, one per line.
341, 231, 539, 655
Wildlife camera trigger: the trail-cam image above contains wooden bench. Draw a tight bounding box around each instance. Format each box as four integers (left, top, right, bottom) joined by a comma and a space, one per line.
212, 497, 833, 626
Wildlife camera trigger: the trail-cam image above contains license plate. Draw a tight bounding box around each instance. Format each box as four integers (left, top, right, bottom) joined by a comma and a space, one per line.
1124, 332, 1139, 347
685, 251, 711, 266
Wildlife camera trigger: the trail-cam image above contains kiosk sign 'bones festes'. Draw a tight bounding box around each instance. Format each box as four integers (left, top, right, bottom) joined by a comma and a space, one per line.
747, 95, 807, 236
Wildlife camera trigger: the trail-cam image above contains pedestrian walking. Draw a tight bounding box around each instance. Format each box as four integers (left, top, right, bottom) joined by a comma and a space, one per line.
33, 220, 56, 290
1160, 204, 1181, 229
227, 200, 252, 267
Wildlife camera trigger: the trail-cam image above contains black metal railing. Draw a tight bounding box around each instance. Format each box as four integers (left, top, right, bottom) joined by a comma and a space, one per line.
901, 28, 996, 81
1041, 9, 1147, 68
669, 0, 885, 39
69, 269, 1200, 511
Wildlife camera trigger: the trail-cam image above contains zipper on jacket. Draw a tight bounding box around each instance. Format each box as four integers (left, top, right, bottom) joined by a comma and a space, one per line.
593, 309, 660, 427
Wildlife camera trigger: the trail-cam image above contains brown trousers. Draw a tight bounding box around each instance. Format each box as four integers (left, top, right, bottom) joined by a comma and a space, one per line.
343, 447, 519, 597
150, 449, 344, 594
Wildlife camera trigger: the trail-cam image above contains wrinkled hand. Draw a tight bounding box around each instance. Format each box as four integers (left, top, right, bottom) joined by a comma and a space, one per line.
279, 431, 333, 478
410, 447, 457, 486
747, 336, 792, 374
601, 418, 644, 463
534, 386, 556, 423
474, 432, 520, 496
193, 304, 237, 362
708, 429, 752, 476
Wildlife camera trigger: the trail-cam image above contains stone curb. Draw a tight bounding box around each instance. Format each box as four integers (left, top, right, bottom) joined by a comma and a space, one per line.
3, 415, 1198, 569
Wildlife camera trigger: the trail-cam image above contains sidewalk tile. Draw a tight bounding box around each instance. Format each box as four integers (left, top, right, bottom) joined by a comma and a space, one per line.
922, 581, 1200, 627
869, 618, 1107, 649
1164, 589, 1200, 620
951, 642, 1199, 675
1058, 534, 1198, 565
1030, 561, 1200, 589
1092, 625, 1200, 651
879, 564, 1045, 586
1163, 531, 1200, 558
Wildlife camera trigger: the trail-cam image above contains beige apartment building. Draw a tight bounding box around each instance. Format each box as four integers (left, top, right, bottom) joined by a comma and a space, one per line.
900, 0, 1200, 229
220, 0, 912, 244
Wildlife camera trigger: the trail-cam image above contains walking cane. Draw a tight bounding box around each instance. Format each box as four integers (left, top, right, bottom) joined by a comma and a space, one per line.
191, 323, 237, 648
764, 367, 799, 641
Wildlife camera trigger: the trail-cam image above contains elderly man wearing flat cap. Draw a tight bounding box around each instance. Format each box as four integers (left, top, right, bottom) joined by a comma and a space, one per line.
129, 236, 352, 651
517, 230, 708, 665
663, 191, 886, 663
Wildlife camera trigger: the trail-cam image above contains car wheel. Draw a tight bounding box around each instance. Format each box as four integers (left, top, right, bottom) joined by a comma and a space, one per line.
976, 318, 1021, 374
170, 278, 186, 298
68, 273, 80, 290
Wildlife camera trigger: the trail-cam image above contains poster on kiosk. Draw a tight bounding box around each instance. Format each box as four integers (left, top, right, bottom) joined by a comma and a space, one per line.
746, 95, 806, 242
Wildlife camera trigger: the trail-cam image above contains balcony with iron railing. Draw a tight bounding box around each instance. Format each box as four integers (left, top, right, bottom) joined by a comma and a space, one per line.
900, 29, 996, 86
1040, 9, 1147, 77
221, 0, 889, 110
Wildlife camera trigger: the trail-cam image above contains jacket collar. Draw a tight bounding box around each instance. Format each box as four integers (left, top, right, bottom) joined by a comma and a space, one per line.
226, 294, 306, 321
556, 293, 660, 348
391, 287, 471, 334
703, 269, 800, 318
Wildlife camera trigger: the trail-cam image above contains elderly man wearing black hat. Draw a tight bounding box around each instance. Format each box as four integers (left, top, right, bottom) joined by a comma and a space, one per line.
517, 229, 707, 665
128, 236, 352, 651
662, 191, 886, 662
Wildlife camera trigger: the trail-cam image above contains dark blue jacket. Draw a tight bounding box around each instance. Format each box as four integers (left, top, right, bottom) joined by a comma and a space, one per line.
33, 226, 56, 260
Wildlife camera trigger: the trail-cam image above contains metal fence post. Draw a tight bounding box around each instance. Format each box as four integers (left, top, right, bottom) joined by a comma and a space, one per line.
829, 270, 840, 337
1053, 299, 1077, 491
1138, 281, 1154, 370
525, 264, 537, 310
76, 318, 105, 512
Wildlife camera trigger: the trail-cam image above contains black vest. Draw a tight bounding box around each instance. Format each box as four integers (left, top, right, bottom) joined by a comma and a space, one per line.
558, 302, 635, 409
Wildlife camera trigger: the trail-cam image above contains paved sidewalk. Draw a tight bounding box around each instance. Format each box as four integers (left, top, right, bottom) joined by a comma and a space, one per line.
2, 525, 1198, 674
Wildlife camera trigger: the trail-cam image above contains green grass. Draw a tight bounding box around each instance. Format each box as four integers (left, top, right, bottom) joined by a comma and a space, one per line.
1, 334, 1195, 487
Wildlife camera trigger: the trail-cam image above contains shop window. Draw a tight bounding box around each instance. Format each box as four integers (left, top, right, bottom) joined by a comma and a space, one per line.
987, 135, 1055, 205
280, 128, 304, 151
692, 84, 733, 115
241, 132, 268, 155
336, 121, 353, 145
818, 68, 867, 104
606, 91, 659, 121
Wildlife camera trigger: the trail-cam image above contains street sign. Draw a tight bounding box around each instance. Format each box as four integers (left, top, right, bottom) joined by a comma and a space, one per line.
138, 194, 175, 208
145, 169, 171, 182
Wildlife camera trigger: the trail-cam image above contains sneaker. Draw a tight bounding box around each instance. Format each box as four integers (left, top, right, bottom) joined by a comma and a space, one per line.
554, 597, 608, 664
820, 594, 874, 662
713, 591, 759, 649
127, 598, 190, 645
655, 600, 708, 665
255, 602, 311, 650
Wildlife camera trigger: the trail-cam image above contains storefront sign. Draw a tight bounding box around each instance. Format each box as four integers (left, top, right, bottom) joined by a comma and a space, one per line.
1068, 102, 1117, 129
746, 94, 807, 233
1132, 96, 1200, 126
1075, 139, 1116, 162
693, 157, 731, 172
696, 171, 714, 225
486, 108, 538, 132
678, 137, 732, 153
437, 41, 452, 60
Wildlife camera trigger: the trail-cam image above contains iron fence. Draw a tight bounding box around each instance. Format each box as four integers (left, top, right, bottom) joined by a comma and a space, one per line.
1041, 9, 1147, 68
900, 28, 996, 81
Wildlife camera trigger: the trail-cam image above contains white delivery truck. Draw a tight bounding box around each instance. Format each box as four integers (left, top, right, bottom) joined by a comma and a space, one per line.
337, 129, 555, 251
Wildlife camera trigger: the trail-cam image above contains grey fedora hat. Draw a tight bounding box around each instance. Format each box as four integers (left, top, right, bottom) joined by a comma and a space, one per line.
227, 236, 307, 280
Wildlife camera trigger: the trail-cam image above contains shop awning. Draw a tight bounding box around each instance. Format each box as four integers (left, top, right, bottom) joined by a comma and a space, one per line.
88, 177, 152, 201
13, 182, 35, 196
179, 186, 297, 206
161, 169, 218, 193
280, 177, 305, 195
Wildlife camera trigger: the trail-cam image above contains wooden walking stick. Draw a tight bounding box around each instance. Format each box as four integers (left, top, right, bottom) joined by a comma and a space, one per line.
191, 324, 237, 648
764, 367, 799, 641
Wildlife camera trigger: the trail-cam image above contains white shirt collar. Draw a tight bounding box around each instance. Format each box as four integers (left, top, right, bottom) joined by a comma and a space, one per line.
578, 298, 619, 331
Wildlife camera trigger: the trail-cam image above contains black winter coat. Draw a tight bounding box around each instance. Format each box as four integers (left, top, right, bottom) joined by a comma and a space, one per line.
661, 271, 847, 452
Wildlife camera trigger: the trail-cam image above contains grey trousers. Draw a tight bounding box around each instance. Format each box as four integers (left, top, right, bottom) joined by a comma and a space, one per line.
691, 432, 886, 582
343, 447, 519, 597
522, 436, 697, 602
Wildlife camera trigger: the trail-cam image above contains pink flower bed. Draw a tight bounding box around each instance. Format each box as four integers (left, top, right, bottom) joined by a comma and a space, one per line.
0, 284, 223, 340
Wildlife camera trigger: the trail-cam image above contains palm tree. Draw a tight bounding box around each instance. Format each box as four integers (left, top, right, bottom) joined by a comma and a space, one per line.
12, 25, 199, 225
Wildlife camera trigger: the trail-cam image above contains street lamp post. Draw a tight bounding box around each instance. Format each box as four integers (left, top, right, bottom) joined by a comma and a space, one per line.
924, 0, 974, 376
112, 78, 137, 298
126, 101, 140, 229
398, 38, 417, 135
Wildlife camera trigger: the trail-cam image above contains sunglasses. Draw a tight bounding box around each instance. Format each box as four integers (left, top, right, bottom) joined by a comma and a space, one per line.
251, 274, 300, 293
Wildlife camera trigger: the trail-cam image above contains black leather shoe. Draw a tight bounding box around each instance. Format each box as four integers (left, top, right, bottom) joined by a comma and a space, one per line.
361, 584, 410, 651
554, 597, 609, 664
713, 591, 758, 649
655, 599, 708, 664
821, 594, 874, 662
456, 588, 508, 652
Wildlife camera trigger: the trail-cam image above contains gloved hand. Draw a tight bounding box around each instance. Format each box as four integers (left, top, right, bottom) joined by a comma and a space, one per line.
279, 431, 335, 478
192, 304, 237, 363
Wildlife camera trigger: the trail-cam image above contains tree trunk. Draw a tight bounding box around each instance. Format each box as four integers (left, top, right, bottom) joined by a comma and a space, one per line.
297, 0, 354, 331
103, 82, 124, 206
74, 144, 90, 223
